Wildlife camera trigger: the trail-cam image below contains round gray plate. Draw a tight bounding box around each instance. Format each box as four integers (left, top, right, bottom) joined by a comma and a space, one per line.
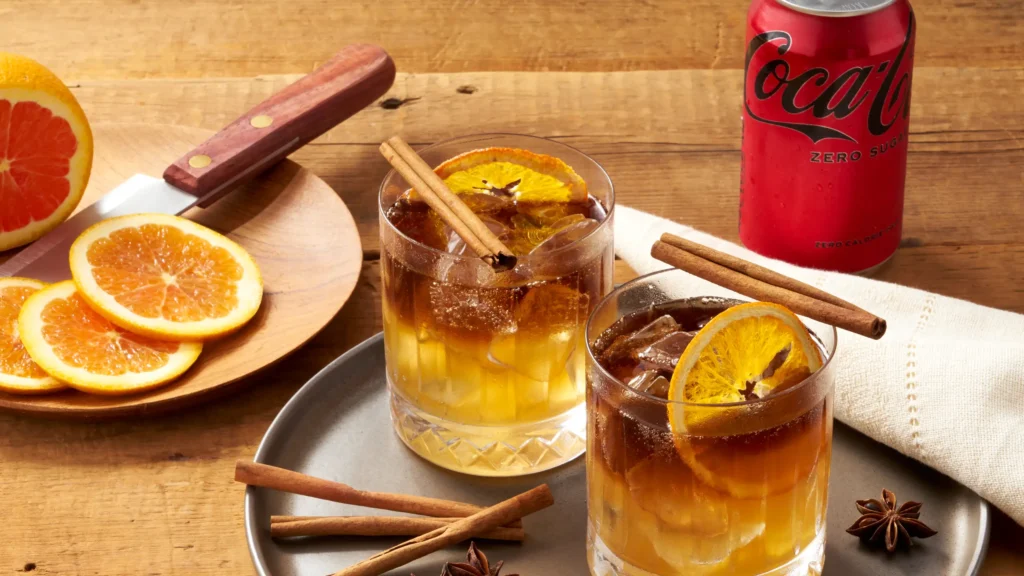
245, 333, 990, 575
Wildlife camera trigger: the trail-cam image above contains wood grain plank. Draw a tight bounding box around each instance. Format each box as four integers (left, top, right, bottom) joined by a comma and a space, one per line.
66, 69, 1024, 254
7, 0, 1022, 79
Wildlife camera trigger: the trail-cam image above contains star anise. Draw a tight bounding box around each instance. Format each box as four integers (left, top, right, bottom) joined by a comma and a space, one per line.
846, 488, 937, 552
474, 178, 521, 197
416, 542, 518, 576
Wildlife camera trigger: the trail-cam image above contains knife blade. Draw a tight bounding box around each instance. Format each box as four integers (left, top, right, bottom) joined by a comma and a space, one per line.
0, 43, 395, 283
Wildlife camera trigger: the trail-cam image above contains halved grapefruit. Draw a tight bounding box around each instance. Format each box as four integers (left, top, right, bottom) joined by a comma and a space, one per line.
0, 52, 92, 251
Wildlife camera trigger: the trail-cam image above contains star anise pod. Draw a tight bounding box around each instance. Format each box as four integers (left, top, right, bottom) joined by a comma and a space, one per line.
846, 488, 938, 552
419, 542, 518, 576
474, 179, 521, 197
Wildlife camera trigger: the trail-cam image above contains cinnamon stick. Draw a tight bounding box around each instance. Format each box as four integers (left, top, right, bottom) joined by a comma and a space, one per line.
235, 461, 519, 527
270, 515, 525, 542
660, 233, 866, 313
330, 484, 554, 576
379, 136, 517, 271
651, 240, 886, 339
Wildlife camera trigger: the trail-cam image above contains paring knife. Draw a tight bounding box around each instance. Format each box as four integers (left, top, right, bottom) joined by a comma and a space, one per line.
0, 44, 396, 283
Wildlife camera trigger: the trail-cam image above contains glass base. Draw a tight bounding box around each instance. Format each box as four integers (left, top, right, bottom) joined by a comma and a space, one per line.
588, 522, 825, 576
388, 384, 586, 477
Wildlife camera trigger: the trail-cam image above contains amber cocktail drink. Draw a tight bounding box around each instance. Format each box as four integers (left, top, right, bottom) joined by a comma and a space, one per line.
586, 270, 836, 575
380, 134, 614, 476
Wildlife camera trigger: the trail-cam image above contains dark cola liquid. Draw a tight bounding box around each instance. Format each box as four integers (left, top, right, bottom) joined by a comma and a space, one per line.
586, 297, 833, 574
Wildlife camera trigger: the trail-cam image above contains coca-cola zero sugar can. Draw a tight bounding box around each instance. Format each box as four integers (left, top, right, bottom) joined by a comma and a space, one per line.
740, 0, 915, 273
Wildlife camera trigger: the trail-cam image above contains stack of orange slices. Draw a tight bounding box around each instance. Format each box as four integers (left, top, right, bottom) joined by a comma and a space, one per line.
0, 214, 263, 396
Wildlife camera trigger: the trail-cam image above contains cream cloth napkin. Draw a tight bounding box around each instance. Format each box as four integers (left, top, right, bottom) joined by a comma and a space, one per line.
613, 205, 1024, 526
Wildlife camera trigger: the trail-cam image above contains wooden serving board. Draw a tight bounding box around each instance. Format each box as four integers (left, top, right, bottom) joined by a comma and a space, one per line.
0, 123, 363, 417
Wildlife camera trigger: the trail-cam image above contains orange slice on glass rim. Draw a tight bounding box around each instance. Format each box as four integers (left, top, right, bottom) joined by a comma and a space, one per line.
69, 213, 263, 341
18, 281, 202, 395
0, 52, 93, 251
667, 302, 824, 498
0, 277, 66, 394
434, 147, 588, 204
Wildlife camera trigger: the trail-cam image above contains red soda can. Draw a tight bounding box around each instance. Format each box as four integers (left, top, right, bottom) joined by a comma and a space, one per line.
739, 0, 915, 273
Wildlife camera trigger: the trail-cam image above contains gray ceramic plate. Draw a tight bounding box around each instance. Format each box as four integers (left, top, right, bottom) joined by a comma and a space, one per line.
245, 334, 990, 575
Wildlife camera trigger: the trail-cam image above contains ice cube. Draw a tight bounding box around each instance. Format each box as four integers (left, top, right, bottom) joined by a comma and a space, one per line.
502, 214, 546, 255
599, 314, 681, 365
626, 370, 670, 398
632, 314, 680, 340
514, 283, 589, 332
462, 192, 513, 215
385, 198, 449, 251
530, 218, 600, 255
427, 279, 516, 335
516, 202, 574, 224
637, 331, 697, 374
446, 216, 508, 256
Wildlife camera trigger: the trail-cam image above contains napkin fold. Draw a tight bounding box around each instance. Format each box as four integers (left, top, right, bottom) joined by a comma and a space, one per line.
613, 205, 1024, 526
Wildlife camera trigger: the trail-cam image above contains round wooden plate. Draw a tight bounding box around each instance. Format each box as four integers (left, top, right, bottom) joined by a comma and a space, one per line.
0, 123, 363, 417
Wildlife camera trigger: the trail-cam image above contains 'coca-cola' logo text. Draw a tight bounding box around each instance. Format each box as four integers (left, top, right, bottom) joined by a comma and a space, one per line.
744, 12, 914, 143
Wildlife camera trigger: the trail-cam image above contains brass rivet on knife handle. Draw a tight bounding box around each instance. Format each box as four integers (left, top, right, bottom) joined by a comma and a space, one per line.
250, 115, 274, 128
188, 154, 212, 169
163, 44, 396, 208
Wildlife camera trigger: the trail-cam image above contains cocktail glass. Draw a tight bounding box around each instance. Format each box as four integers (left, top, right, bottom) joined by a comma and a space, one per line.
379, 134, 615, 476
586, 269, 837, 575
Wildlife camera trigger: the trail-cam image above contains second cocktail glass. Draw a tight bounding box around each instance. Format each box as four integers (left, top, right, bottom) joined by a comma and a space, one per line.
379, 134, 615, 476
585, 269, 837, 575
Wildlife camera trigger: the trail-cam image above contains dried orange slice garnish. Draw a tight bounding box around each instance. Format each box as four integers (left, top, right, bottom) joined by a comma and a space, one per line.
435, 147, 588, 204
68, 214, 263, 341
667, 302, 824, 498
0, 277, 66, 394
18, 281, 202, 395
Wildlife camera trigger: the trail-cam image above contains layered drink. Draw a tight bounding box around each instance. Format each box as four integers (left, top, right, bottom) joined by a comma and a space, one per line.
586, 271, 836, 575
380, 134, 614, 476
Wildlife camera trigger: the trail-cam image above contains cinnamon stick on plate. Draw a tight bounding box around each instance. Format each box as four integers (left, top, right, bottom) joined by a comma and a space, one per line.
270, 515, 526, 542
651, 234, 886, 339
379, 136, 517, 271
330, 484, 554, 576
234, 461, 519, 527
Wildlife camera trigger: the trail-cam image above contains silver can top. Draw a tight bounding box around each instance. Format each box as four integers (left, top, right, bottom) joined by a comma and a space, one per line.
776, 0, 896, 17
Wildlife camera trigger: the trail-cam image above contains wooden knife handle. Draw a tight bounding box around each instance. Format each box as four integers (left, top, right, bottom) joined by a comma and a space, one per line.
163, 44, 395, 206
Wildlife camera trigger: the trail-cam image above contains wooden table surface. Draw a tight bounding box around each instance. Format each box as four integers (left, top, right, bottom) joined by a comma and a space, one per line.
2, 1, 1022, 574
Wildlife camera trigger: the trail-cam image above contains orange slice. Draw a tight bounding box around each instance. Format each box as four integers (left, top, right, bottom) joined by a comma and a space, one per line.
69, 214, 263, 341
0, 277, 66, 394
667, 302, 824, 498
0, 52, 92, 251
435, 147, 588, 204
18, 281, 202, 395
